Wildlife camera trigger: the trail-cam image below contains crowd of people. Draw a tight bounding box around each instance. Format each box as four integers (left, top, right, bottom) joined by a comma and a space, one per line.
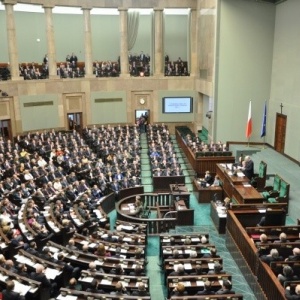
164, 55, 189, 76
94, 60, 120, 77
129, 51, 150, 77
255, 232, 300, 299
147, 123, 184, 177
19, 62, 48, 80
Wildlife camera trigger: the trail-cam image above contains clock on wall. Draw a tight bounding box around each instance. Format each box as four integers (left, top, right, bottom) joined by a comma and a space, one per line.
139, 98, 145, 105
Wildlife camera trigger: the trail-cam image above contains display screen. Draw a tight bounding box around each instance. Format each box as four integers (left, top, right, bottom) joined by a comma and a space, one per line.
162, 97, 193, 113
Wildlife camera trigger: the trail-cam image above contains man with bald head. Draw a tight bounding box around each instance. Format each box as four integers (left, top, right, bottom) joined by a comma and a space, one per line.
286, 248, 300, 262
285, 284, 300, 299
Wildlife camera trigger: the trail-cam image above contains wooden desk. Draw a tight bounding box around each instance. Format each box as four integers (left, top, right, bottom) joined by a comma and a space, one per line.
153, 176, 185, 192
170, 184, 190, 208
193, 179, 223, 203
216, 164, 249, 198
233, 185, 265, 204
175, 129, 235, 176
210, 201, 227, 234
175, 200, 194, 226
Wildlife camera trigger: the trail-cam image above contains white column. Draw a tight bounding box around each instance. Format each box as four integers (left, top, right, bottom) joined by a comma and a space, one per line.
190, 8, 198, 77
119, 8, 129, 77
154, 8, 164, 76
82, 7, 93, 77
43, 5, 59, 79
4, 0, 22, 80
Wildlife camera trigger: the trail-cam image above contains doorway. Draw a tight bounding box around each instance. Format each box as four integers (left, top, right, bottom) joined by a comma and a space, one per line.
0, 119, 12, 140
274, 113, 287, 154
67, 113, 82, 133
135, 110, 150, 133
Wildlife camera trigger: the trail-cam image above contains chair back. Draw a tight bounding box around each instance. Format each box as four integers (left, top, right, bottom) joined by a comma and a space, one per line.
279, 180, 290, 199
273, 174, 281, 191
258, 161, 267, 179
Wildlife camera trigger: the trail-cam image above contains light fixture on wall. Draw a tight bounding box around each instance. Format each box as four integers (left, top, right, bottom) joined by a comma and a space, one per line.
139, 98, 145, 105
206, 111, 213, 119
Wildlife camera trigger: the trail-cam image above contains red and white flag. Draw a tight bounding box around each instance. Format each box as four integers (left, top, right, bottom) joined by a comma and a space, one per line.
246, 101, 252, 139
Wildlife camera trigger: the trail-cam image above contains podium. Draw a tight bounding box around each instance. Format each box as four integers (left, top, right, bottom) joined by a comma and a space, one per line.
170, 184, 190, 208
174, 199, 194, 226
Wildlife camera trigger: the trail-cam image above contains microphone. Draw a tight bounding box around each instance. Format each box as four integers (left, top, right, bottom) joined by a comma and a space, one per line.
213, 193, 217, 202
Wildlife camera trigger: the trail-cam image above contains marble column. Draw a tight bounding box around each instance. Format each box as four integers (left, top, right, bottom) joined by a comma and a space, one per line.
190, 8, 198, 77
4, 0, 22, 80
119, 8, 129, 77
82, 7, 93, 78
154, 8, 164, 76
44, 4, 59, 79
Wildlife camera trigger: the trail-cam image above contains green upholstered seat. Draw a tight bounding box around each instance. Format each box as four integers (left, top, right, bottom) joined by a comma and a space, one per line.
252, 161, 267, 191
269, 179, 290, 204
261, 174, 281, 199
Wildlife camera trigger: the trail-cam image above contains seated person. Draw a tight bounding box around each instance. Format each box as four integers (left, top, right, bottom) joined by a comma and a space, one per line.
285, 284, 300, 300
278, 265, 298, 286
2, 280, 25, 300
215, 280, 235, 294
260, 248, 283, 266
212, 175, 221, 186
191, 264, 207, 275
204, 170, 214, 185
67, 278, 82, 291
110, 281, 129, 295
131, 282, 149, 296
171, 282, 188, 296
274, 232, 289, 243
196, 280, 215, 295
286, 248, 300, 262
207, 262, 226, 275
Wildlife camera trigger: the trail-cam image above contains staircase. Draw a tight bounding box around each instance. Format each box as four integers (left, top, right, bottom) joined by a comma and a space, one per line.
140, 133, 153, 193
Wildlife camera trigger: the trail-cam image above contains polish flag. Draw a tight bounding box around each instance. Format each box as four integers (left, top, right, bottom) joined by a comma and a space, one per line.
246, 101, 252, 139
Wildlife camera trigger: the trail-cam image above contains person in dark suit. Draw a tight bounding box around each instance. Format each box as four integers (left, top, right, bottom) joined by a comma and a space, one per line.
285, 284, 300, 299
131, 282, 149, 296
215, 280, 235, 294
260, 248, 283, 266
241, 155, 254, 179
196, 280, 215, 295
278, 265, 299, 286
2, 280, 25, 300
30, 264, 57, 297
286, 248, 300, 262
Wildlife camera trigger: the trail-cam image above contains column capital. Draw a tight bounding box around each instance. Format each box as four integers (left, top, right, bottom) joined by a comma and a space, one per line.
118, 7, 128, 12
81, 6, 92, 11
43, 4, 55, 10
153, 8, 164, 12
3, 0, 17, 5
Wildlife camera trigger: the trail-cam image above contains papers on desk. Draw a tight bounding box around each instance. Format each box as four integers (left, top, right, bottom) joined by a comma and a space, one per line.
191, 237, 200, 242
0, 242, 7, 249
226, 164, 233, 170
0, 273, 8, 281
208, 263, 215, 269
184, 263, 192, 270
237, 172, 245, 177
88, 243, 97, 248
121, 280, 129, 287
15, 254, 36, 267
258, 209, 266, 213
81, 276, 94, 283
101, 278, 112, 285
80, 240, 89, 245
45, 267, 62, 280
120, 249, 127, 253
56, 294, 78, 300
163, 238, 170, 243
94, 260, 104, 266
48, 246, 59, 253
184, 249, 191, 254
13, 279, 31, 296
227, 171, 233, 176
123, 237, 132, 242
219, 280, 223, 286
243, 183, 252, 187
121, 225, 134, 231
182, 281, 191, 287
196, 280, 205, 286
122, 207, 130, 211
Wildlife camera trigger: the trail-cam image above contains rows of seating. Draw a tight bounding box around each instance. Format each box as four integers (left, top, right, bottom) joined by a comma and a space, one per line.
157, 232, 243, 299
261, 174, 290, 211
